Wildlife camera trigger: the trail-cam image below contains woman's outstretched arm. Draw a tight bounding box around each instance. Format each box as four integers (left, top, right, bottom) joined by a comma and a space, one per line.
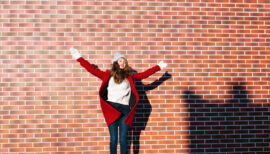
70, 48, 106, 80
133, 61, 167, 80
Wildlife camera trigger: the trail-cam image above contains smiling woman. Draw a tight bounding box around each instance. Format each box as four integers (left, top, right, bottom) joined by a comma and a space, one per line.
69, 48, 167, 154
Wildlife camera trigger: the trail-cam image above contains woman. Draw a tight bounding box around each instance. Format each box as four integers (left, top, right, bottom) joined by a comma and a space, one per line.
70, 48, 167, 154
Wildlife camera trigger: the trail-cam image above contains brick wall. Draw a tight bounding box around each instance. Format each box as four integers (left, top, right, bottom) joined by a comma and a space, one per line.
1, 0, 270, 153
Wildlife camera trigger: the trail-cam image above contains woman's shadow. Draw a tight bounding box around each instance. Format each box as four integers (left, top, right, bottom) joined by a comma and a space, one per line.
128, 69, 172, 154
184, 81, 270, 153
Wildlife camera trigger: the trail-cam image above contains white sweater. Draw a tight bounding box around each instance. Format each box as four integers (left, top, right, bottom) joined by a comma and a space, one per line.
107, 76, 131, 105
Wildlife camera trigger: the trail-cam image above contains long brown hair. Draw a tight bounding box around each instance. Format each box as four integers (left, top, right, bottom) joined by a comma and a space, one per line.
110, 58, 132, 84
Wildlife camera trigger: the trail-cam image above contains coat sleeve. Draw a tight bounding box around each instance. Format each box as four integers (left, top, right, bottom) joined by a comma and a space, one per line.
133, 65, 161, 81
76, 57, 106, 80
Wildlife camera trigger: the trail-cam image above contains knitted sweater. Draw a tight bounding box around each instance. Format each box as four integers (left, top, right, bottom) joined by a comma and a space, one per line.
107, 77, 131, 105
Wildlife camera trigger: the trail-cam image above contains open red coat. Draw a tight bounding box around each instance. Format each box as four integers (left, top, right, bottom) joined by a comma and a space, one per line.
77, 57, 161, 127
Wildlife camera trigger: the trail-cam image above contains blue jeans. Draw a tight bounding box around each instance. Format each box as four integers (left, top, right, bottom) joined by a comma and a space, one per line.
107, 101, 131, 154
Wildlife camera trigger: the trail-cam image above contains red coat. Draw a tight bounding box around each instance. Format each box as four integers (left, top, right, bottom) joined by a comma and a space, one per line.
77, 57, 161, 127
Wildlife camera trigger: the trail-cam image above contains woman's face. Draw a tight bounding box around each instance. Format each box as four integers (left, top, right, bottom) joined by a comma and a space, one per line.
117, 58, 126, 69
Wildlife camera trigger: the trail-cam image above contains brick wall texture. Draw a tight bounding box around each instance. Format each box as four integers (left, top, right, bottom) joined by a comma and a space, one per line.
1, 0, 270, 153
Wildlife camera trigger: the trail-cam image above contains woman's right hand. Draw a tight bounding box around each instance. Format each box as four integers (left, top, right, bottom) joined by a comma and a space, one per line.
70, 48, 82, 60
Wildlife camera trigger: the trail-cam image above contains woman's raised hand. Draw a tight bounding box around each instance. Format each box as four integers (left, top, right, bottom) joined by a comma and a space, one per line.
70, 48, 82, 60
158, 61, 167, 69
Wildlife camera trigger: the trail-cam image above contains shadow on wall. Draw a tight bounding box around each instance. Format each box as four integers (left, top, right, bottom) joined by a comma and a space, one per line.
129, 70, 172, 154
184, 82, 270, 153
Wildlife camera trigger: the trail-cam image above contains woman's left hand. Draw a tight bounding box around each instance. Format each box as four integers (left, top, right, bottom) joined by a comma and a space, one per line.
158, 61, 167, 69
